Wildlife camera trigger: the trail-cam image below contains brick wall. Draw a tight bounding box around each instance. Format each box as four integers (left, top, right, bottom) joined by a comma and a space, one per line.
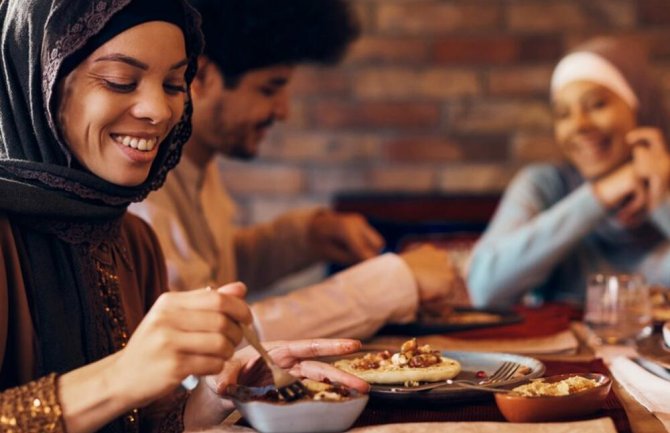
219, 0, 670, 225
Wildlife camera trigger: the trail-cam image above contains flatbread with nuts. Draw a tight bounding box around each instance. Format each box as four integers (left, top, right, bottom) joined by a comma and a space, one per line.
333, 339, 460, 385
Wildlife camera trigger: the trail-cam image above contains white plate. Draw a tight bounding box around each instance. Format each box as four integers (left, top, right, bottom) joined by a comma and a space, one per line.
362, 351, 545, 401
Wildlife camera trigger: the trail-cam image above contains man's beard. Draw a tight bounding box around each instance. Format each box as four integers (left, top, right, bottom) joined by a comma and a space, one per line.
227, 117, 275, 160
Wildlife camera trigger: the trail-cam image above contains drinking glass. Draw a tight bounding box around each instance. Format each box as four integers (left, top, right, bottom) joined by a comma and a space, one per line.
584, 273, 652, 344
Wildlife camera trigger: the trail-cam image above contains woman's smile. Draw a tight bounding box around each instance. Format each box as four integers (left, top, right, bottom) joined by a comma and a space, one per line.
57, 21, 187, 186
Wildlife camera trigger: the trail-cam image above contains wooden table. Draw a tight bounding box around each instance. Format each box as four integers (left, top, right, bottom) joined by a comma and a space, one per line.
219, 304, 667, 433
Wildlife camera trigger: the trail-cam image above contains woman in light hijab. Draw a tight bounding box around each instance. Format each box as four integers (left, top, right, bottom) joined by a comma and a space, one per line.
0, 1, 366, 432
468, 37, 670, 307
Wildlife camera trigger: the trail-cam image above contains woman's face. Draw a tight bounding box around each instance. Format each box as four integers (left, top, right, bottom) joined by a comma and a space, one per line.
58, 21, 188, 186
553, 81, 637, 179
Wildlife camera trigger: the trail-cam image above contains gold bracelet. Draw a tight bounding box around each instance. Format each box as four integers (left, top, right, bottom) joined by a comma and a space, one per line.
0, 373, 64, 433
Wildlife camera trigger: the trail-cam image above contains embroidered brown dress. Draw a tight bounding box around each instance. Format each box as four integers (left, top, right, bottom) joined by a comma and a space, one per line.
0, 0, 203, 432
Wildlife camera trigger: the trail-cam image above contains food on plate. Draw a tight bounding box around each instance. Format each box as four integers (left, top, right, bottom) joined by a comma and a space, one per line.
333, 338, 461, 385
511, 375, 599, 397
419, 306, 503, 325
230, 378, 353, 403
651, 286, 670, 322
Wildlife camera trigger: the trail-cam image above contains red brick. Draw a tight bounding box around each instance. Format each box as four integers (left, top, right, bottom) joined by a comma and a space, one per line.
590, 0, 636, 28
260, 131, 381, 163
507, 3, 589, 32
638, 0, 670, 25
438, 164, 518, 193
449, 100, 553, 133
369, 167, 437, 191
518, 36, 564, 62
643, 30, 670, 60
382, 134, 509, 163
452, 135, 510, 161
488, 66, 553, 96
511, 132, 564, 162
248, 198, 326, 224
434, 37, 519, 65
217, 161, 305, 195
313, 101, 441, 129
283, 99, 307, 130
353, 68, 480, 100
434, 36, 562, 65
382, 137, 463, 163
376, 3, 501, 34
346, 37, 430, 64
290, 68, 350, 97
352, 2, 371, 30
309, 168, 369, 195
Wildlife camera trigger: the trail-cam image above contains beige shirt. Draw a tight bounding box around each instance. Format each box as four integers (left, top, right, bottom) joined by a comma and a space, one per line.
131, 158, 419, 340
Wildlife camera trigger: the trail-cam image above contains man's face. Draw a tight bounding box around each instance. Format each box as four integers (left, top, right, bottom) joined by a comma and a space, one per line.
191, 63, 294, 159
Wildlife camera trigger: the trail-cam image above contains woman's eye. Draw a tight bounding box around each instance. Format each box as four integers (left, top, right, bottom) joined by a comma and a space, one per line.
164, 83, 187, 94
587, 98, 607, 111
103, 80, 137, 93
553, 108, 568, 120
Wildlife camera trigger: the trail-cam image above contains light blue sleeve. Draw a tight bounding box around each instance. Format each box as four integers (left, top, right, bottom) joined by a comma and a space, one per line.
650, 194, 670, 238
467, 165, 607, 308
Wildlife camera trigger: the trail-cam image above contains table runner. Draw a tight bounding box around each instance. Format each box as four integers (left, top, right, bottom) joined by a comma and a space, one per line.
447, 303, 581, 340
347, 359, 630, 433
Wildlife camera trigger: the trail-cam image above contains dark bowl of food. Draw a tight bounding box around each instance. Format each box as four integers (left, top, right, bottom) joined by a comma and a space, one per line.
494, 373, 612, 423
227, 379, 368, 433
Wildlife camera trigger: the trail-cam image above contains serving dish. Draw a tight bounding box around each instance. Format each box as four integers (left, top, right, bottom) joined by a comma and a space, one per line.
377, 308, 523, 336
494, 373, 612, 422
228, 384, 368, 433
354, 351, 544, 402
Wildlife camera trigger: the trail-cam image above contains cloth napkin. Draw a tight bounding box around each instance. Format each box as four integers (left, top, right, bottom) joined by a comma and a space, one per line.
610, 356, 670, 432
192, 418, 617, 433
367, 329, 579, 355
348, 419, 617, 433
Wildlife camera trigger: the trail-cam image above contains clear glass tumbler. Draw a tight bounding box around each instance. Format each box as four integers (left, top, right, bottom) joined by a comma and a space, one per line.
584, 273, 653, 344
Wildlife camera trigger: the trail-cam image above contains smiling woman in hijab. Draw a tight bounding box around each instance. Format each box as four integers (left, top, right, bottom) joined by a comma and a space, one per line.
468, 36, 670, 308
0, 1, 367, 432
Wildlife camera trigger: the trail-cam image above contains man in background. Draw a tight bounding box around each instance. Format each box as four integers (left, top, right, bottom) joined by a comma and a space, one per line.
131, 0, 461, 340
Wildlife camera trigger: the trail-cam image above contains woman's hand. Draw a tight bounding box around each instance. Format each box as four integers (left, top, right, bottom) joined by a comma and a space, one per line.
628, 127, 670, 212
111, 282, 251, 409
213, 338, 370, 394
184, 339, 369, 430
593, 162, 648, 227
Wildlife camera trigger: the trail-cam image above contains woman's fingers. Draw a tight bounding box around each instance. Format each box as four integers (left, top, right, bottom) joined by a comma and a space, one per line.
215, 281, 247, 298
631, 130, 670, 210
170, 310, 243, 341
154, 287, 252, 325
627, 127, 667, 155
289, 360, 370, 393
212, 359, 244, 395
176, 353, 228, 378
267, 339, 362, 366
170, 331, 239, 359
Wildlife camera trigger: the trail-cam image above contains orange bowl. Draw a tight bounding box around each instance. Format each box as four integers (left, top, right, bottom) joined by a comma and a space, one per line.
494, 373, 612, 423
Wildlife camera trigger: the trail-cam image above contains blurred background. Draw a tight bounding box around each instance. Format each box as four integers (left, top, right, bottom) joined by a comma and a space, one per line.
219, 0, 670, 227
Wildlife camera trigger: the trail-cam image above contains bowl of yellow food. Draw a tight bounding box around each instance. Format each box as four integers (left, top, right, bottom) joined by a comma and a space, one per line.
227, 379, 369, 433
494, 373, 611, 423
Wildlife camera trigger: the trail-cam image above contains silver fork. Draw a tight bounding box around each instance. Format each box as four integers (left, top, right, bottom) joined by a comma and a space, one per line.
389, 361, 522, 393
241, 323, 309, 402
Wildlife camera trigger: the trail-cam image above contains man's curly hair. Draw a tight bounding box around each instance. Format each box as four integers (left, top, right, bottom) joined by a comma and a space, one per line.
188, 0, 360, 87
